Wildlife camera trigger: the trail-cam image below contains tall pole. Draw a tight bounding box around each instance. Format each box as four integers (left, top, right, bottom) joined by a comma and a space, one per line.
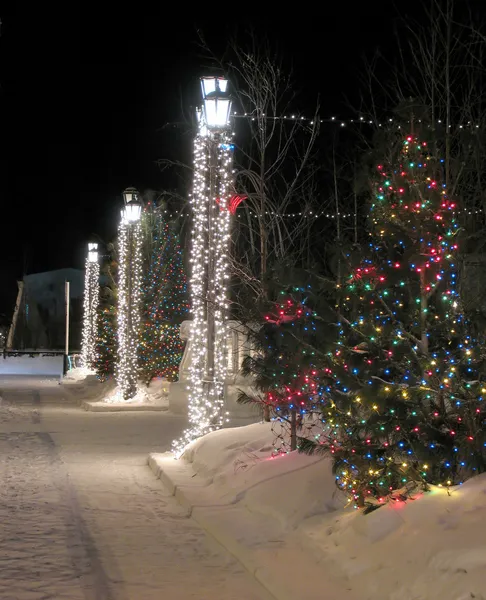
127, 225, 133, 389
206, 136, 218, 406
173, 76, 234, 455
81, 243, 100, 371
64, 280, 70, 374
116, 190, 142, 401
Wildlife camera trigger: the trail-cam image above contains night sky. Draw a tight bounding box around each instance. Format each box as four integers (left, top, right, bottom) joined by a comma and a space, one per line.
0, 1, 473, 315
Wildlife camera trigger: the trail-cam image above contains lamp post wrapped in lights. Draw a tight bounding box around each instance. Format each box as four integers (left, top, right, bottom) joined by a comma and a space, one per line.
173, 76, 235, 454
81, 242, 100, 370
116, 187, 143, 400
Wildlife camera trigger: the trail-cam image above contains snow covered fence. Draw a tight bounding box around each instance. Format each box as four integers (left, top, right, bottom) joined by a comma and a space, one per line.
0, 352, 64, 377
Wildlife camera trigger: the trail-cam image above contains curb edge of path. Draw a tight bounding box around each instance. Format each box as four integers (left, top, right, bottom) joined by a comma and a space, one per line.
81, 400, 169, 412
147, 453, 357, 600
147, 454, 284, 600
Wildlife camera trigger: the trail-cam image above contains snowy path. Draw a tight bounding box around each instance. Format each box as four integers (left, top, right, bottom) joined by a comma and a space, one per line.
0, 378, 271, 600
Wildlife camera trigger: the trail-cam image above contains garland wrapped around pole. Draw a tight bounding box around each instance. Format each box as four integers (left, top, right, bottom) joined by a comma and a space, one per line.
81, 243, 100, 370
173, 76, 235, 455
116, 200, 143, 401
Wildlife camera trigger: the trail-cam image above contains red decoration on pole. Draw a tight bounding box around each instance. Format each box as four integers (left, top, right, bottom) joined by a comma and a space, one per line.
216, 194, 247, 214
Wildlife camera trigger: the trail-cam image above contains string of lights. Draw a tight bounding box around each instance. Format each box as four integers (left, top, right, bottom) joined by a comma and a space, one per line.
160, 208, 484, 220
95, 305, 116, 381
318, 136, 486, 509
173, 135, 209, 454
139, 214, 189, 382
81, 249, 100, 371
231, 112, 484, 130
212, 136, 233, 425
252, 135, 485, 511
173, 126, 235, 454
116, 219, 143, 401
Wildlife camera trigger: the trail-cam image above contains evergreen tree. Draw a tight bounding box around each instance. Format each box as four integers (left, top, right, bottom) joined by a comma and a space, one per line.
95, 245, 118, 381
240, 285, 333, 454
138, 204, 189, 383
302, 134, 486, 510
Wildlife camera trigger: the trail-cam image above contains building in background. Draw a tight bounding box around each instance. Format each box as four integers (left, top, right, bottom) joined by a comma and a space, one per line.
9, 268, 84, 350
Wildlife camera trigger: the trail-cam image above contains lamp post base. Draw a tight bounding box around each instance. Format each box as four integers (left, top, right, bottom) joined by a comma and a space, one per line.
169, 380, 261, 422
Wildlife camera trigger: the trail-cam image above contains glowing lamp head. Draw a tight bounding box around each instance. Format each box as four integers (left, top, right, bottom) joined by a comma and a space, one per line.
122, 201, 142, 222
200, 76, 232, 130
123, 186, 139, 206
87, 242, 98, 263
121, 187, 142, 222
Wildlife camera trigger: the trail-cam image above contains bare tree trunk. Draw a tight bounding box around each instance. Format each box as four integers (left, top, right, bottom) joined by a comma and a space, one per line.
290, 409, 297, 451
445, 0, 452, 188
333, 143, 342, 289
353, 163, 359, 246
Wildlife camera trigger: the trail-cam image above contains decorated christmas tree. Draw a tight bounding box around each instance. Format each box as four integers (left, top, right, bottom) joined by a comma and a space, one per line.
302, 134, 486, 510
96, 305, 116, 380
138, 205, 189, 383
240, 286, 332, 454
95, 246, 118, 381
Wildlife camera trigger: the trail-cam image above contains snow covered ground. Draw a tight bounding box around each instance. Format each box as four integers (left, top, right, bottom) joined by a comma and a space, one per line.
5, 372, 484, 600
0, 377, 272, 600
63, 370, 170, 410
151, 422, 486, 600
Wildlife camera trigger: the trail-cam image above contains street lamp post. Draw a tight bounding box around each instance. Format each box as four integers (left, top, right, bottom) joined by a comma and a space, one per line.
116, 187, 143, 401
81, 242, 100, 370
173, 76, 234, 452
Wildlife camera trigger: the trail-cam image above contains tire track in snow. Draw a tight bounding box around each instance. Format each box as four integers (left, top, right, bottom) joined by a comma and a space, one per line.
37, 432, 116, 600
31, 389, 41, 424
0, 391, 115, 600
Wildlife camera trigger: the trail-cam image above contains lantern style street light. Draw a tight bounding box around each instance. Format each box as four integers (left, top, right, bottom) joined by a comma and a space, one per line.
116, 187, 143, 400
122, 186, 142, 222
81, 242, 100, 371
173, 76, 235, 453
87, 242, 98, 263
200, 77, 232, 130
123, 186, 138, 204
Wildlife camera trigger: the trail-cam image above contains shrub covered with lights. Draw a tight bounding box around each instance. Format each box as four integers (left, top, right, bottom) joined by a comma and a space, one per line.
138, 204, 189, 383
301, 134, 486, 511
95, 246, 118, 381
239, 285, 336, 455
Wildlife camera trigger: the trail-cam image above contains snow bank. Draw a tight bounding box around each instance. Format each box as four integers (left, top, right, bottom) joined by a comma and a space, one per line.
301, 474, 486, 600
182, 422, 346, 531
62, 373, 170, 410
102, 379, 169, 405
63, 367, 91, 382
178, 423, 486, 600
61, 373, 115, 403
0, 354, 63, 376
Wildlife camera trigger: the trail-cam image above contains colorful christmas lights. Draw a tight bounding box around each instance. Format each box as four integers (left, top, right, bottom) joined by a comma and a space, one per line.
139, 207, 189, 383
241, 289, 330, 456
96, 305, 116, 381
309, 134, 486, 510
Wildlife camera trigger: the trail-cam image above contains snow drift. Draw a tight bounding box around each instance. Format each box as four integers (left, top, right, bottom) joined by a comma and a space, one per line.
172, 422, 486, 600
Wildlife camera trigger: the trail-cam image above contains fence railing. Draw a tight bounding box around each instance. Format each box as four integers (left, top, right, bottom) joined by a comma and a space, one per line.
0, 350, 82, 377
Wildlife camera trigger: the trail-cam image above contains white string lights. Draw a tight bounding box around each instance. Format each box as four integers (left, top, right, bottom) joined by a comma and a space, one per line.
159, 208, 486, 222
173, 77, 234, 456
231, 112, 484, 130
116, 215, 143, 401
181, 134, 208, 444
81, 243, 100, 370
212, 137, 233, 422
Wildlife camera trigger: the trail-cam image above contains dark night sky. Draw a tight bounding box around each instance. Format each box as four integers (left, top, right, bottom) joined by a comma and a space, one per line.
0, 1, 470, 315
